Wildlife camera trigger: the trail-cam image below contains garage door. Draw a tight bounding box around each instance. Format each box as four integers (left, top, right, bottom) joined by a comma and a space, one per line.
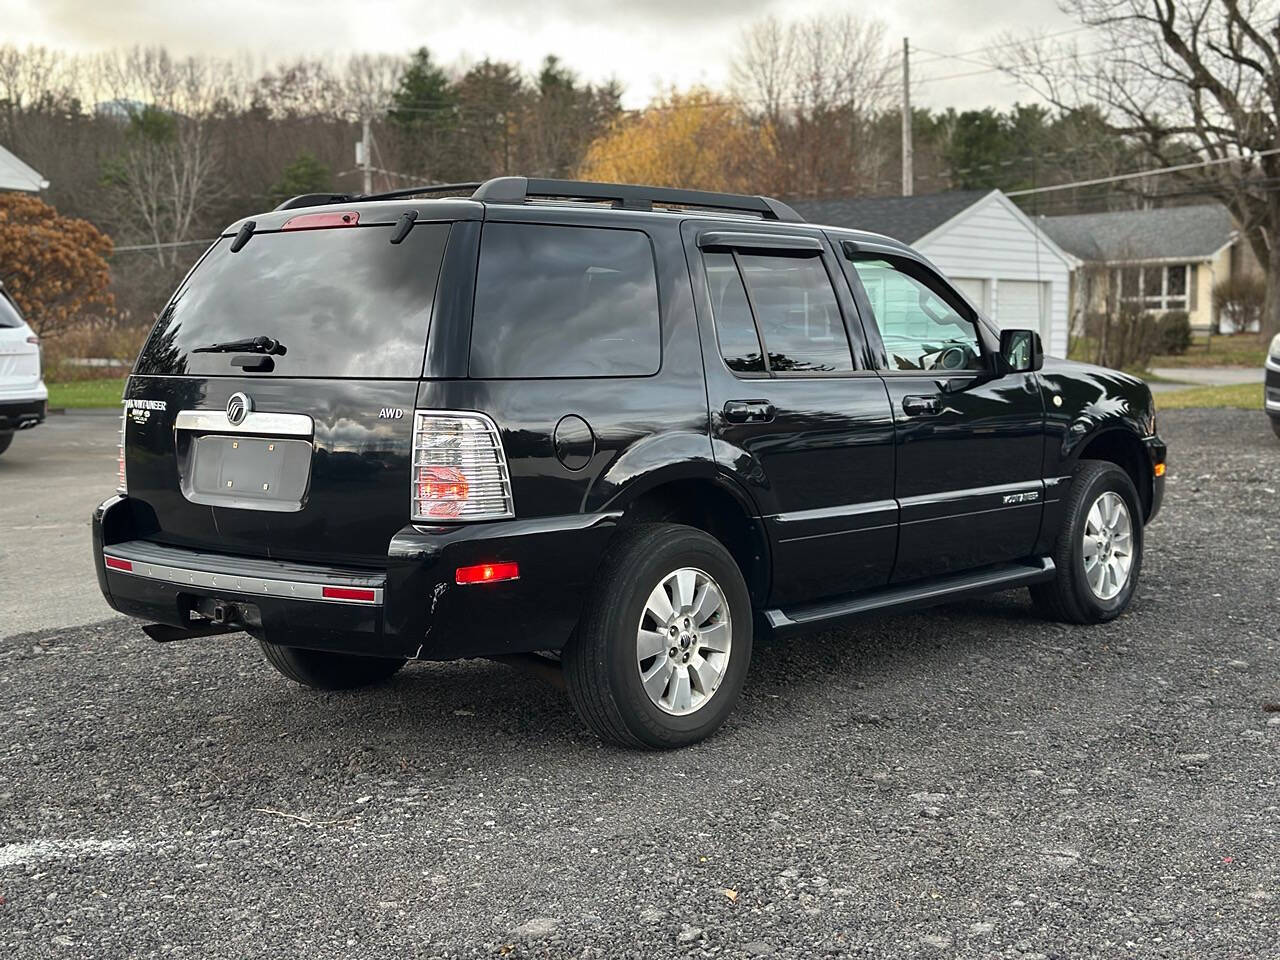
952, 277, 987, 313
998, 281, 1049, 340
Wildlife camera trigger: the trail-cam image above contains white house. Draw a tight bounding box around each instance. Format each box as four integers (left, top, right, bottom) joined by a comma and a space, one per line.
791, 189, 1077, 357
0, 144, 48, 193
1038, 204, 1262, 335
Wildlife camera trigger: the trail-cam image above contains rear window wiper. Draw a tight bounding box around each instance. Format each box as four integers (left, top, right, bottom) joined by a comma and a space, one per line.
192, 336, 287, 356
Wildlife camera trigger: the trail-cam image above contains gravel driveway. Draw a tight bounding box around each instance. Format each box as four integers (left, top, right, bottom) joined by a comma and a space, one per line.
2, 409, 1277, 959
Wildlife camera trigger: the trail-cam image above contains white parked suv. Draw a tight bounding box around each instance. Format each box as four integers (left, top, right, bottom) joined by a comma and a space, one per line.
0, 284, 47, 456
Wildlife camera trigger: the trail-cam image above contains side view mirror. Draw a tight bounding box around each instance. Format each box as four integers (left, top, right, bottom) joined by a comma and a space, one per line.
999, 328, 1043, 374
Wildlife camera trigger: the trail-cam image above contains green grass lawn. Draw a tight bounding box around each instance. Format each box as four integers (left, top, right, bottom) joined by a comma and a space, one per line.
1150, 334, 1270, 369
1070, 333, 1270, 370
1157, 382, 1264, 410
47, 377, 127, 409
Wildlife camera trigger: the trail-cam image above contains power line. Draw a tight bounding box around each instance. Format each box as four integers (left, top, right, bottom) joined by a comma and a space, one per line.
1005, 149, 1280, 196
911, 26, 1092, 67
112, 238, 215, 253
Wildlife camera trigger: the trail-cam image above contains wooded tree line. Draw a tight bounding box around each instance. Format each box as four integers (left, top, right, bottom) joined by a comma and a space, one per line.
2, 3, 1278, 342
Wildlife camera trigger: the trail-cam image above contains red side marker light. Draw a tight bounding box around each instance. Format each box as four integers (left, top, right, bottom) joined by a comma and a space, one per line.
282, 211, 360, 231
322, 586, 377, 603
455, 562, 519, 585
104, 556, 133, 572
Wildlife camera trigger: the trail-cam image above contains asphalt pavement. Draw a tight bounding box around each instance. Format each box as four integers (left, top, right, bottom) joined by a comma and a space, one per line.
0, 411, 118, 635
1, 408, 1278, 958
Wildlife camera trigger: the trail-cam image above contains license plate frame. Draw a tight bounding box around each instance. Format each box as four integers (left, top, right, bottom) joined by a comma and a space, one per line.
181, 434, 312, 513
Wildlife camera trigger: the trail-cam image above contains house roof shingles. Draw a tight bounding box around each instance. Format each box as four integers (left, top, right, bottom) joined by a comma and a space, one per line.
1037, 204, 1235, 263
787, 190, 992, 243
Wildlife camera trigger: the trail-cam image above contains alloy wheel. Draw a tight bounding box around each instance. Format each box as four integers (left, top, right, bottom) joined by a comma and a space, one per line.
635, 567, 732, 716
1082, 490, 1133, 601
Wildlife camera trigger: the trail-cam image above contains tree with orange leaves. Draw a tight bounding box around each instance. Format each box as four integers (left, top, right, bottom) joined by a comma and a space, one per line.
0, 192, 113, 338
577, 89, 776, 194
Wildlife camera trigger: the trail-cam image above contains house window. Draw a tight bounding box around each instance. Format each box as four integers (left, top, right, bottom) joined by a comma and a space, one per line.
1116, 263, 1191, 312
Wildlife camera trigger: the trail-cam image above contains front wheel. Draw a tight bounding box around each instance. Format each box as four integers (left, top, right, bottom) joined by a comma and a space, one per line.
258, 640, 406, 690
1271, 417, 1280, 440
1030, 460, 1144, 624
563, 523, 752, 749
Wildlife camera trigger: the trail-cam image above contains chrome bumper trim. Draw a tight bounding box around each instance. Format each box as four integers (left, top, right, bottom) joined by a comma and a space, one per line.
1264, 356, 1280, 373
102, 551, 383, 605
174, 409, 313, 437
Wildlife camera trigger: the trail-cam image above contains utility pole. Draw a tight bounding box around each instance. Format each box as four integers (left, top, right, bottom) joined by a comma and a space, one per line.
901, 37, 913, 197
361, 116, 373, 195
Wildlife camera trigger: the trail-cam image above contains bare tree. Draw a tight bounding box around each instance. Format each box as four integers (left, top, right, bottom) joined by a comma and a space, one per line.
732, 13, 896, 196
95, 48, 234, 267
1009, 1, 1280, 336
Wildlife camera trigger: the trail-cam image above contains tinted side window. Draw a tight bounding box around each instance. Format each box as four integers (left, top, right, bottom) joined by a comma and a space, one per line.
737, 254, 852, 373
470, 223, 660, 379
703, 252, 765, 374
850, 258, 983, 372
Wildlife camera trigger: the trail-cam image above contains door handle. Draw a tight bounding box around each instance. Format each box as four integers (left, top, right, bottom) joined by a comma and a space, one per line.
902, 395, 940, 417
723, 400, 775, 423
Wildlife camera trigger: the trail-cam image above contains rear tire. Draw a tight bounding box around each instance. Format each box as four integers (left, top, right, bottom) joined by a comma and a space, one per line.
0, 432, 12, 456
563, 523, 752, 749
1030, 460, 1144, 624
258, 640, 405, 690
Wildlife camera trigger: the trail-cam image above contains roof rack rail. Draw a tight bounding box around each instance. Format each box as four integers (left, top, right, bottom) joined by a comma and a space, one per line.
357, 182, 484, 202
470, 177, 805, 223
274, 192, 353, 211
273, 182, 484, 212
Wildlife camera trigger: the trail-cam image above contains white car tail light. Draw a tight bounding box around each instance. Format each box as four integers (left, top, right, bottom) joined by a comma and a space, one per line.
116, 406, 128, 494
411, 411, 514, 522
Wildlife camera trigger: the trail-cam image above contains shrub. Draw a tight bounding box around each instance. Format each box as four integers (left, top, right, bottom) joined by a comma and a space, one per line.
1212, 275, 1265, 334
41, 315, 150, 382
1156, 310, 1192, 355
1091, 304, 1160, 371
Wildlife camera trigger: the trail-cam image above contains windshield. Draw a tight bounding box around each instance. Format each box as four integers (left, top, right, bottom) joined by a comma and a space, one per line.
135, 222, 450, 378
0, 292, 24, 329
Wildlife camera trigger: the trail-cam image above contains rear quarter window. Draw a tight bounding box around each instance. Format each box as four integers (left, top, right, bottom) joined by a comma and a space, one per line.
469, 222, 661, 379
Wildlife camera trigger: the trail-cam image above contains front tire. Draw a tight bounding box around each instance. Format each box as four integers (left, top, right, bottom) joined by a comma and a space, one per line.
1270, 417, 1280, 440
258, 640, 405, 690
1030, 460, 1144, 624
563, 523, 752, 749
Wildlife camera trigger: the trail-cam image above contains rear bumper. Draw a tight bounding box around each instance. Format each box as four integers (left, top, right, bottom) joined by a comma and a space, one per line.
0, 396, 46, 431
93, 496, 619, 659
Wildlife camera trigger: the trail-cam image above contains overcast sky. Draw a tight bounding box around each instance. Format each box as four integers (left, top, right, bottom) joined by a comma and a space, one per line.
2, 0, 1083, 111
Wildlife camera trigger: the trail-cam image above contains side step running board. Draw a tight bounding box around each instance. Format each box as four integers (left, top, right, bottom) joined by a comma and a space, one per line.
764, 558, 1056, 637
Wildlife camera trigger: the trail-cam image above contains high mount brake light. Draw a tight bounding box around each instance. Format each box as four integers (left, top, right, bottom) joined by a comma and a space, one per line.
282, 211, 360, 230
411, 411, 514, 522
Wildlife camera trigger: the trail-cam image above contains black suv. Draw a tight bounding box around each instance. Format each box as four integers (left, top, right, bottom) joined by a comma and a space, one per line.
94, 177, 1166, 748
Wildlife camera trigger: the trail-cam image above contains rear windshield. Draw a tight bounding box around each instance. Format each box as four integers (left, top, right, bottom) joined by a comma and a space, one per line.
135, 223, 450, 378
0, 292, 24, 329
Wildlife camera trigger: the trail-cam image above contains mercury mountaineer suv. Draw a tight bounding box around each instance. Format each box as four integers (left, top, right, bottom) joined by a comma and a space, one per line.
93, 177, 1167, 749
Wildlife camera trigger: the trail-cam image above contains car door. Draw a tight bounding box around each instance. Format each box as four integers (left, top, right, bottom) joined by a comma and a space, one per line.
834, 242, 1046, 583
682, 222, 897, 607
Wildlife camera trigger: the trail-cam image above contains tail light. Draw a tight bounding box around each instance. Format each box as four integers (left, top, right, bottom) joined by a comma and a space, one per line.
116, 406, 128, 494
411, 411, 513, 522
